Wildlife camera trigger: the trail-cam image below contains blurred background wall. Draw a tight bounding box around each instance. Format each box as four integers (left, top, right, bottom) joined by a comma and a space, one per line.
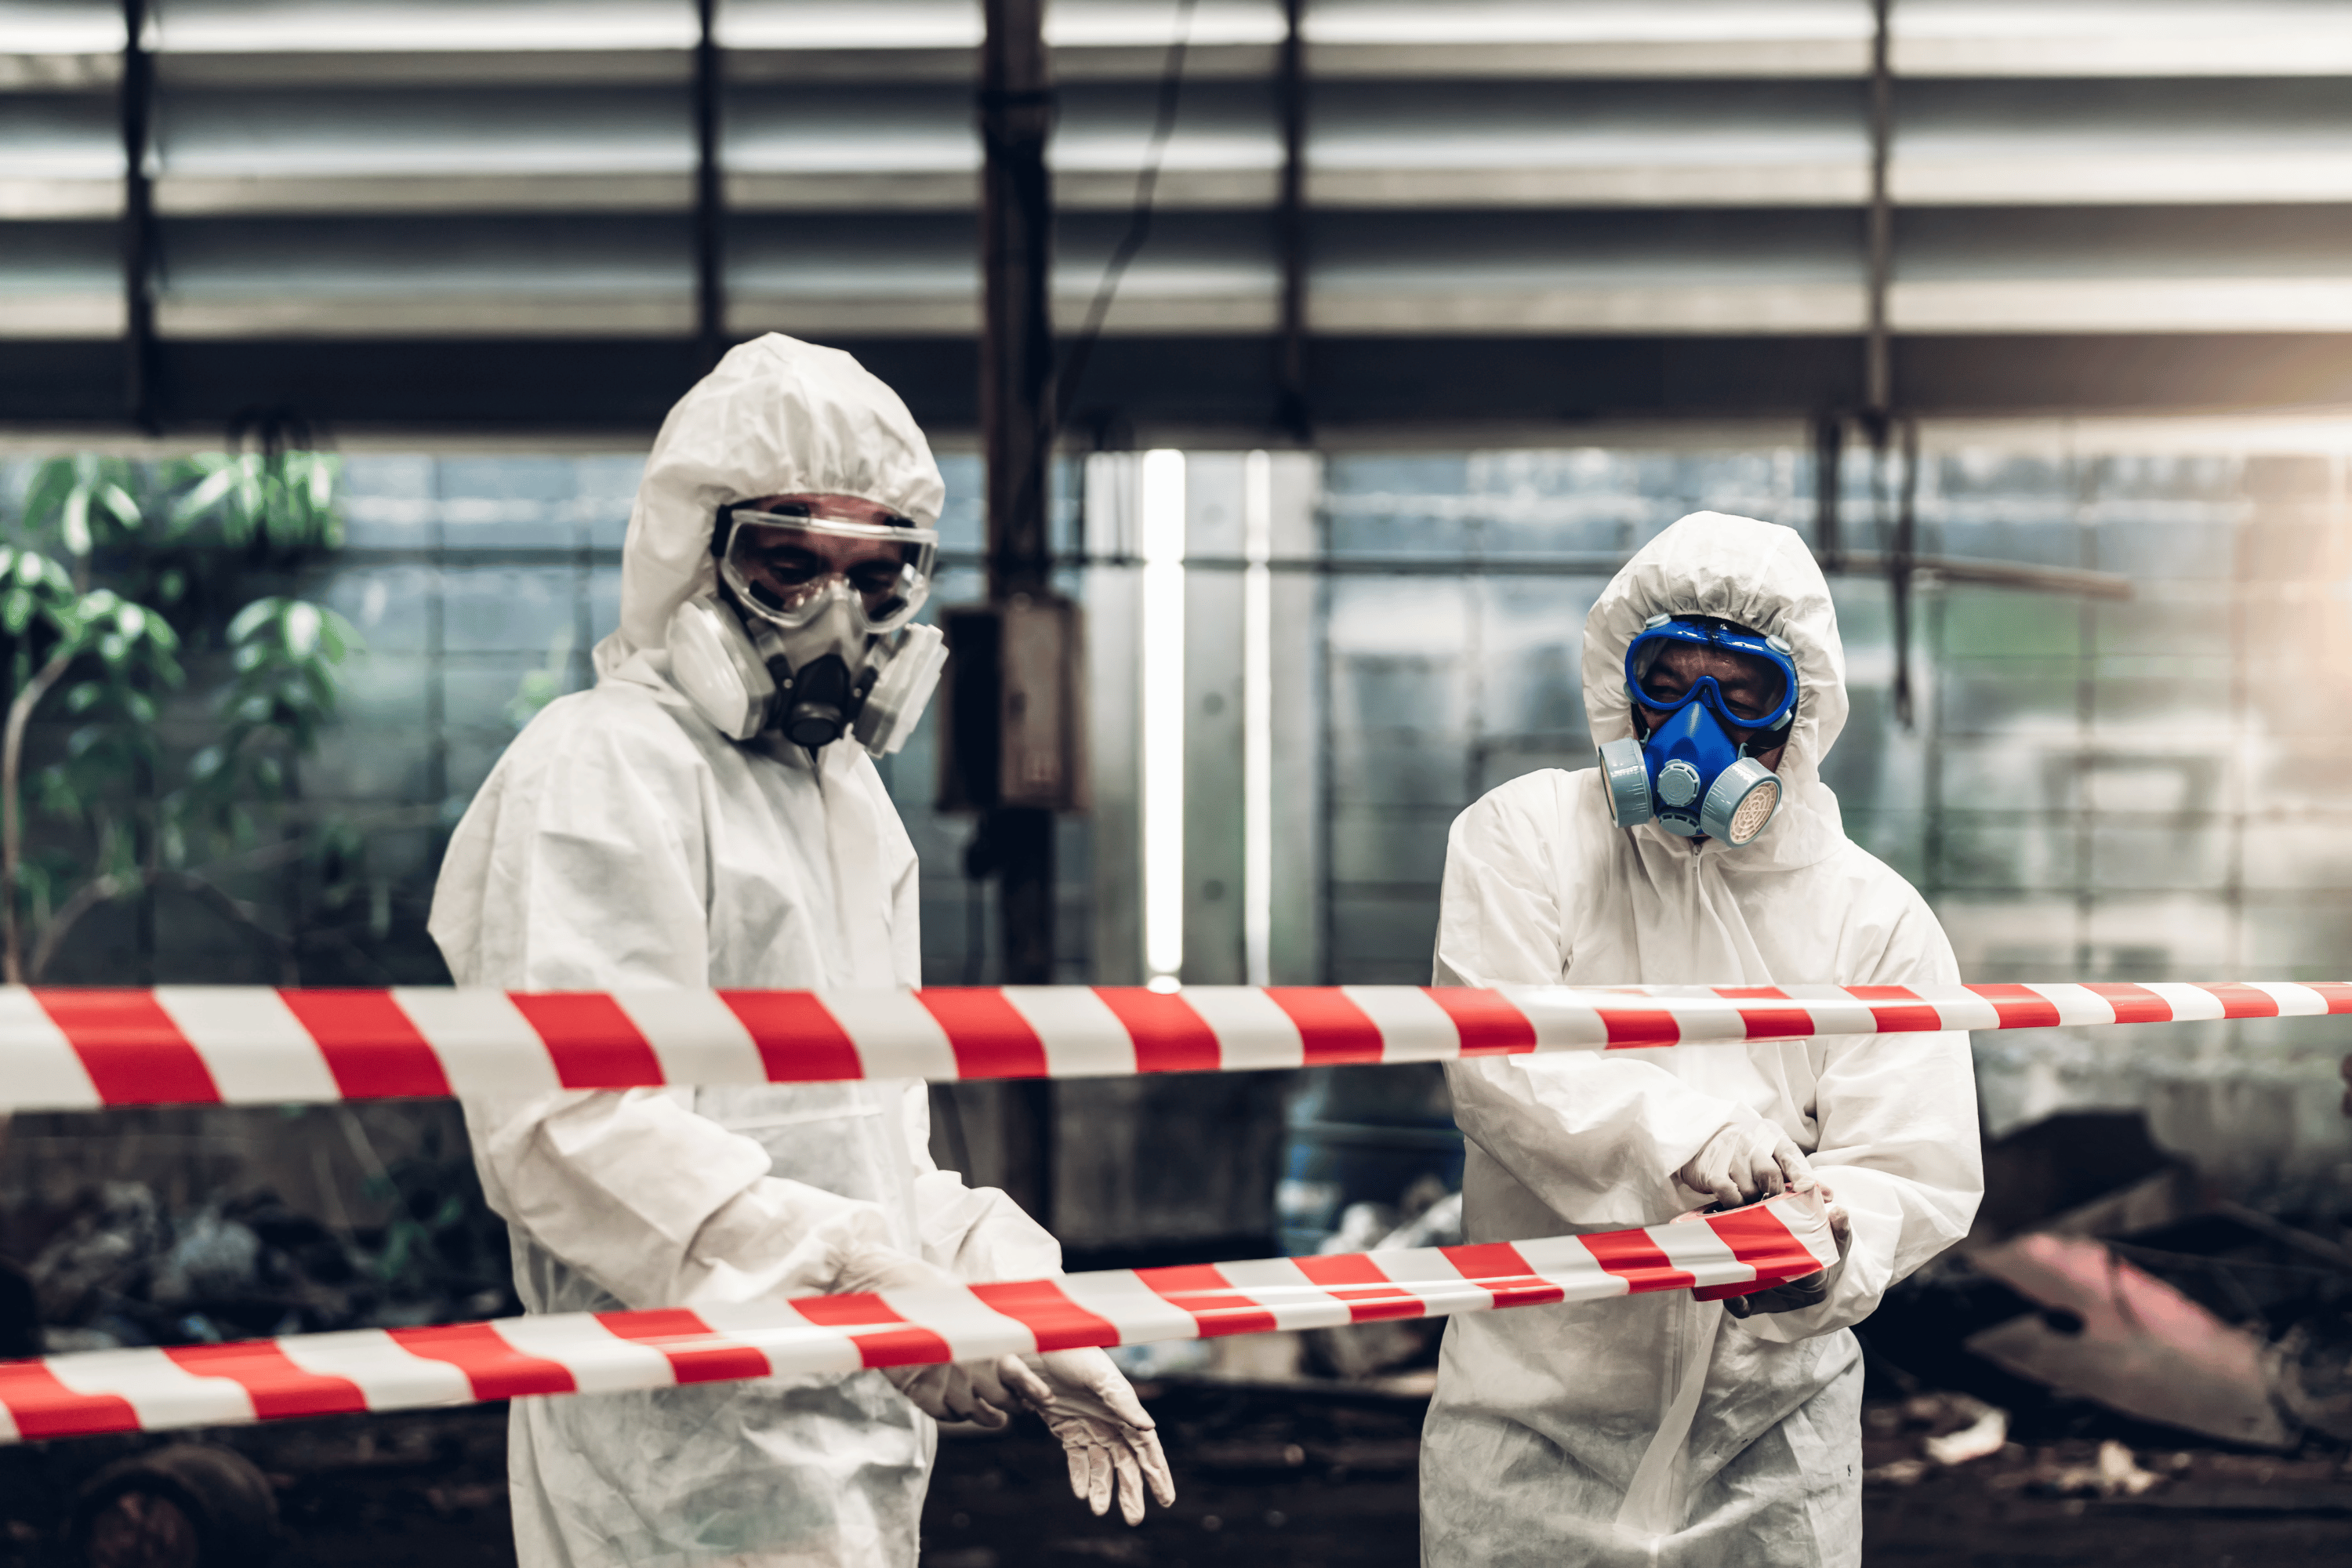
9, 430, 2347, 1248
5, 1, 2352, 1269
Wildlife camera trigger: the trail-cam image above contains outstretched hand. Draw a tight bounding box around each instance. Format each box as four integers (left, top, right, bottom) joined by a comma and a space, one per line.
997, 1348, 1177, 1525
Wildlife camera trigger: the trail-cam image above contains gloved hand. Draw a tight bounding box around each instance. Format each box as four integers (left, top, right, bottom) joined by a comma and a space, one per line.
1677, 1118, 1814, 1208
1726, 1189, 1851, 1318
1009, 1348, 1178, 1526
881, 1359, 1025, 1428
837, 1244, 1033, 1430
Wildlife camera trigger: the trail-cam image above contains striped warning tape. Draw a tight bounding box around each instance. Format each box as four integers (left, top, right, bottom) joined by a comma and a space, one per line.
0, 1194, 1837, 1444
0, 979, 2337, 1112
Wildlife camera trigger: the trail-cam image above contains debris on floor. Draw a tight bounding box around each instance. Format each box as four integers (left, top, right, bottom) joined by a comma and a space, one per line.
1921, 1397, 2009, 1467
1862, 1109, 2352, 1458
18, 1120, 518, 1353
1988, 1439, 2164, 1499
1964, 1232, 2295, 1449
2278, 1312, 2352, 1442
1864, 1392, 2013, 1486
1301, 1182, 1459, 1385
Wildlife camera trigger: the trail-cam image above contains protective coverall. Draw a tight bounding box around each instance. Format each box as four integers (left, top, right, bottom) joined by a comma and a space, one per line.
430, 335, 1058, 1568
1420, 511, 1984, 1568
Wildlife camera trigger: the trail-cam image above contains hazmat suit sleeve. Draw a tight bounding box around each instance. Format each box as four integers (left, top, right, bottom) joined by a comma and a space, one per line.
1435, 776, 1762, 1221
904, 1087, 1065, 1283
864, 765, 1065, 1285
436, 720, 915, 1312
1737, 891, 1982, 1342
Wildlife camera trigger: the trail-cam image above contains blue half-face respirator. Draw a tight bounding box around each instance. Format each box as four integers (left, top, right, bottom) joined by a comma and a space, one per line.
1596, 614, 1800, 846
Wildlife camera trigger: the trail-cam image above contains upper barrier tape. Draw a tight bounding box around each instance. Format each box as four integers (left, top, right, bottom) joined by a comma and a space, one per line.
0, 1192, 1838, 1446
3, 979, 2343, 1112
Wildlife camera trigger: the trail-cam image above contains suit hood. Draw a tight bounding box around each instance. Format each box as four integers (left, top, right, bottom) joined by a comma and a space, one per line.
1582, 510, 1849, 866
596, 333, 945, 676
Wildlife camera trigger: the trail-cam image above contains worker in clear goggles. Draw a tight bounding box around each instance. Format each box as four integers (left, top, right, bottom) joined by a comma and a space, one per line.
431, 334, 1172, 1568
1421, 510, 1983, 1568
668, 498, 942, 751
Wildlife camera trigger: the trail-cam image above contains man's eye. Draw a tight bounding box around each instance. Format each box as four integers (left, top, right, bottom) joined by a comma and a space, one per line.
757, 553, 822, 582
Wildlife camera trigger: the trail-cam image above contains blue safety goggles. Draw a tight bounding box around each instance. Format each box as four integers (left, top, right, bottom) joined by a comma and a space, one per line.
1623, 615, 1800, 735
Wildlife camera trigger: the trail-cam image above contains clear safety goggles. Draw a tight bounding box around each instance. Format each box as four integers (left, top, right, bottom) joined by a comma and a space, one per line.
1625, 615, 1800, 731
717, 503, 938, 635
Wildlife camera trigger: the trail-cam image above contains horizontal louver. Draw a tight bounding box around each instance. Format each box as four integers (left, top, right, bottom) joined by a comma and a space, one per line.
5, 1, 2350, 427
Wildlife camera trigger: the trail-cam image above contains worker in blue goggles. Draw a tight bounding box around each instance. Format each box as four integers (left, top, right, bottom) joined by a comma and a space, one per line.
1598, 614, 1800, 846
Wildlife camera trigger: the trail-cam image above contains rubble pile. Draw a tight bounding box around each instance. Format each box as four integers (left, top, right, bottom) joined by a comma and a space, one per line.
19, 1133, 515, 1352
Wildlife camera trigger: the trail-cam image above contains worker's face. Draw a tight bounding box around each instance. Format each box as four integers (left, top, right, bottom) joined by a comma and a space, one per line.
1634, 642, 1791, 772
731, 492, 922, 622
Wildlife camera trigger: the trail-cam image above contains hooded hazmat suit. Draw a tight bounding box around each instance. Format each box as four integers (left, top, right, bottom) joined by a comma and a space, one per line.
430, 335, 1058, 1568
1419, 512, 1983, 1568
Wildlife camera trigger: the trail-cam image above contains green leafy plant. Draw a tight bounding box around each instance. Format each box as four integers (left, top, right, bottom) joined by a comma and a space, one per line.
3, 451, 361, 982
170, 451, 345, 554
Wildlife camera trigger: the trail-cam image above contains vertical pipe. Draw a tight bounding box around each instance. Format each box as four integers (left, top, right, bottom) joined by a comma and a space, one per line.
2224, 455, 2261, 978
1922, 586, 1946, 905
1864, 0, 1893, 425
979, 0, 1058, 1221
1813, 413, 1845, 571
425, 460, 452, 990
1312, 483, 1334, 984
120, 0, 156, 432
1891, 416, 1918, 728
2071, 443, 2095, 980
1866, 1, 1909, 729
693, 0, 726, 366
122, 0, 158, 966
1273, 0, 1309, 441
978, 0, 1056, 988
982, 0, 1056, 601
1241, 451, 1273, 986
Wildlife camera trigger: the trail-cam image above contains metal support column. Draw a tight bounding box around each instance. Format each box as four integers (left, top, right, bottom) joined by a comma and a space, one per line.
1273, 0, 1310, 442
1864, 0, 1894, 431
1813, 413, 1845, 572
1864, 0, 1921, 728
120, 0, 156, 432
694, 0, 726, 367
1891, 416, 1919, 726
978, 0, 1057, 1221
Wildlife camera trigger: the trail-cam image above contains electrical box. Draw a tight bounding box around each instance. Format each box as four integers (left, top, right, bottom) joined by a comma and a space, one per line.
937, 594, 1088, 812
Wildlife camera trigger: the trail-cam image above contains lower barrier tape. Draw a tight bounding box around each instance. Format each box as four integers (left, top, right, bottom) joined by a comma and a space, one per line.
5, 978, 2346, 1111
0, 1193, 1837, 1445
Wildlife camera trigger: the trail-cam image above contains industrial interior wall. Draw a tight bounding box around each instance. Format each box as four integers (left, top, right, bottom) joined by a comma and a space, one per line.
2, 434, 2348, 1242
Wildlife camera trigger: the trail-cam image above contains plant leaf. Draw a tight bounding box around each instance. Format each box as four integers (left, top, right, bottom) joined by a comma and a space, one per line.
227, 597, 277, 643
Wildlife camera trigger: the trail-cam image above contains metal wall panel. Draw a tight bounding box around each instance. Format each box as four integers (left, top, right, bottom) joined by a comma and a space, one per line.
10, 2, 2352, 429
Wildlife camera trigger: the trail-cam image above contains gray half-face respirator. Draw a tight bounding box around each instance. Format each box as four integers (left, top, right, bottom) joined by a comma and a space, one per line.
665, 503, 949, 757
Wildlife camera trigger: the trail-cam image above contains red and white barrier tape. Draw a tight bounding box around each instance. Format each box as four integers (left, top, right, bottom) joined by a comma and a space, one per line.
2, 979, 2339, 1112
0, 1195, 1835, 1445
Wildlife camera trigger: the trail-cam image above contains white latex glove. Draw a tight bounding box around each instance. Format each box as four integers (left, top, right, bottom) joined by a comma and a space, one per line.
881, 1356, 1049, 1429
1011, 1348, 1178, 1525
836, 1243, 1033, 1430
1726, 1185, 1853, 1318
1677, 1119, 1814, 1208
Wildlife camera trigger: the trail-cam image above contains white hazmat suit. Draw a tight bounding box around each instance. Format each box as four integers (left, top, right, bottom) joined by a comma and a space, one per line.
430, 336, 1060, 1567
1420, 512, 1984, 1568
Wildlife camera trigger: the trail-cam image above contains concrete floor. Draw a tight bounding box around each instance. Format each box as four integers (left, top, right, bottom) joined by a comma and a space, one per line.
1, 1391, 2345, 1566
